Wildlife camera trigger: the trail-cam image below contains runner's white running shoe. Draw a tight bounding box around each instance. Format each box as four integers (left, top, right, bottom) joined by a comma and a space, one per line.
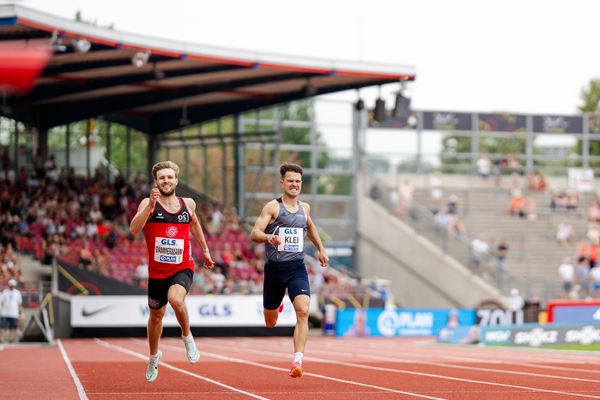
146, 350, 162, 383
184, 339, 200, 363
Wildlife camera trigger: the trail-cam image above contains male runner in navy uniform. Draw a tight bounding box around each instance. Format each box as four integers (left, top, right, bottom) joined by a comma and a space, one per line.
130, 161, 214, 382
251, 163, 329, 378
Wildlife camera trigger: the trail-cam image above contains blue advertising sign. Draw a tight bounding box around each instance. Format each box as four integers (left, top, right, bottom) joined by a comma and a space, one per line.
335, 308, 476, 337
553, 305, 600, 324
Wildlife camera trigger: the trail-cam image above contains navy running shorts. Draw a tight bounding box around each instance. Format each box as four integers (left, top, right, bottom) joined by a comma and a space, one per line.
263, 259, 310, 310
1, 316, 18, 330
148, 268, 193, 309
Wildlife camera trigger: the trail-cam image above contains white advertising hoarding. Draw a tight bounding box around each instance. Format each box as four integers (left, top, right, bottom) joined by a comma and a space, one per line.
568, 168, 595, 192
71, 295, 295, 327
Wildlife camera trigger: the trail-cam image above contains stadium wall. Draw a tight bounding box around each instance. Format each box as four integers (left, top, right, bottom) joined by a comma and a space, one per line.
356, 195, 502, 308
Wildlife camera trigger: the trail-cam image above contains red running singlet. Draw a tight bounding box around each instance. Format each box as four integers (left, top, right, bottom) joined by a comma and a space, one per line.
143, 197, 194, 279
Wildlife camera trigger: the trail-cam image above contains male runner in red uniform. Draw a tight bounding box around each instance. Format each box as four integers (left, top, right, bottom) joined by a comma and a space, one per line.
130, 161, 214, 383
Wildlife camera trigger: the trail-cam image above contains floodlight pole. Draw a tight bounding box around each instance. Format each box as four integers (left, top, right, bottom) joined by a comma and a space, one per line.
583, 115, 589, 168
351, 102, 366, 272
234, 113, 245, 218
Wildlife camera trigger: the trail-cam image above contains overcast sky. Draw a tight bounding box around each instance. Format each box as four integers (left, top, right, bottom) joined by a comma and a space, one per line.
19, 0, 600, 116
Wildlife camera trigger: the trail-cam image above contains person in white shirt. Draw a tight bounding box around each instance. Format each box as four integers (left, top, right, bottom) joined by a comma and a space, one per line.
506, 288, 525, 311
590, 267, 600, 298
1, 279, 22, 343
477, 155, 491, 184
558, 258, 575, 298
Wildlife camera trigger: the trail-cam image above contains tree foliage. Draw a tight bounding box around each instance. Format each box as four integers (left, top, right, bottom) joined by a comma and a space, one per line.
575, 79, 600, 168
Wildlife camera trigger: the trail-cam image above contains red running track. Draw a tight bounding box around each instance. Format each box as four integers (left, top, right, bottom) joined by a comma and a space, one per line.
1, 336, 599, 399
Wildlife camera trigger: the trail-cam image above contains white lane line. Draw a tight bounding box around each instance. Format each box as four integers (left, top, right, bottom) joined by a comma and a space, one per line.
57, 339, 88, 400
94, 338, 269, 400
365, 348, 600, 375
197, 338, 600, 399
207, 337, 600, 373
302, 338, 600, 369
85, 390, 397, 396
357, 353, 600, 383
141, 339, 446, 400
301, 342, 600, 377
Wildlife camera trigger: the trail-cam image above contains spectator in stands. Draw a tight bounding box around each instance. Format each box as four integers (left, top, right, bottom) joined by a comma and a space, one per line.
44, 154, 57, 181
588, 223, 600, 246
566, 190, 579, 211
495, 240, 509, 272
506, 288, 525, 313
470, 237, 491, 269
590, 266, 600, 298
129, 160, 215, 383
1, 279, 22, 343
536, 171, 547, 191
587, 199, 600, 222
250, 162, 329, 378
94, 248, 111, 277
78, 241, 94, 271
575, 256, 590, 298
211, 266, 226, 293
509, 189, 529, 219
391, 178, 414, 219
493, 156, 508, 188
508, 154, 522, 189
558, 257, 575, 298
476, 155, 491, 185
446, 194, 460, 215
209, 204, 223, 235
556, 221, 574, 247
429, 172, 443, 214
134, 257, 149, 289
578, 239, 598, 270
527, 171, 547, 191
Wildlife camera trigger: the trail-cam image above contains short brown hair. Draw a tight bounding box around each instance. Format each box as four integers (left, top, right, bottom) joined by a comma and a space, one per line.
152, 161, 180, 180
280, 163, 303, 177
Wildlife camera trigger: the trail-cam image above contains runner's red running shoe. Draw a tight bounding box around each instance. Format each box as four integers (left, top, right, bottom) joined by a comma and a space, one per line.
289, 361, 303, 378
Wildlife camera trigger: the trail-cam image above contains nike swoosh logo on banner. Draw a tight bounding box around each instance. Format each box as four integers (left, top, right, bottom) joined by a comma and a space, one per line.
81, 305, 114, 317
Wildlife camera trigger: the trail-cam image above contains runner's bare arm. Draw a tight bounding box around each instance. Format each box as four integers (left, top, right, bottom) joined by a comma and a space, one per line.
250, 200, 281, 245
304, 203, 329, 267
130, 197, 152, 236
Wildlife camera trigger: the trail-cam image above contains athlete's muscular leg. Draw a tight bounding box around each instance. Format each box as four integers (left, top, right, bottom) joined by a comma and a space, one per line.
264, 308, 279, 328
148, 306, 166, 355
292, 294, 310, 353
168, 284, 191, 336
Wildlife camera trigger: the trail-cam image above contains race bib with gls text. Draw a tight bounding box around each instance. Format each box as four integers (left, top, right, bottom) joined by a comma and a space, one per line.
154, 237, 184, 263
278, 227, 303, 252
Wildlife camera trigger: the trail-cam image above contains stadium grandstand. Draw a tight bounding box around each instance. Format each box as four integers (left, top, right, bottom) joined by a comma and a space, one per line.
0, 3, 598, 345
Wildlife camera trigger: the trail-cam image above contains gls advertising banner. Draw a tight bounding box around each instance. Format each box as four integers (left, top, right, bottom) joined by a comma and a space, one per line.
335, 308, 475, 337
71, 295, 295, 327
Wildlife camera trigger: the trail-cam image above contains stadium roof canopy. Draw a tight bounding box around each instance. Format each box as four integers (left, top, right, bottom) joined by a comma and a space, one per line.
0, 4, 416, 135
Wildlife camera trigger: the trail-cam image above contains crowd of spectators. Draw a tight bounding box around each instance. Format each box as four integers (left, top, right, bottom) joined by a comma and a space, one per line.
373, 152, 600, 301
1, 156, 377, 303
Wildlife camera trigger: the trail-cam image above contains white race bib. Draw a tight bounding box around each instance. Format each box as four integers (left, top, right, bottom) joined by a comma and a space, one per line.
277, 227, 303, 253
154, 237, 184, 264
